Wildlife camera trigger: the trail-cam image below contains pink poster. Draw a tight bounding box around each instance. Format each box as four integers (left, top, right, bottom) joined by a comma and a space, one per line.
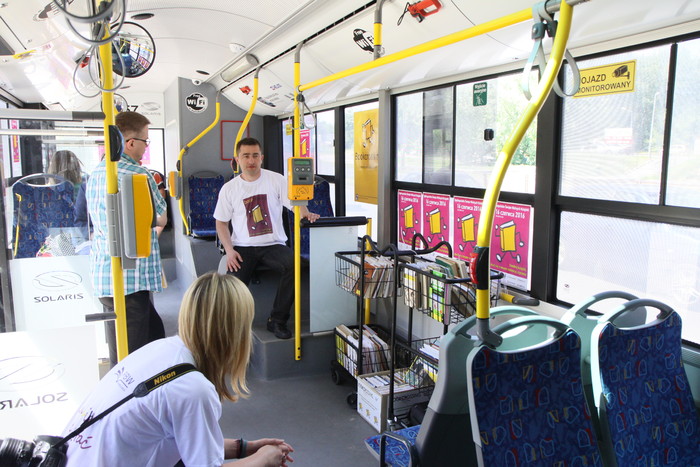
492, 201, 532, 284
421, 192, 451, 256
452, 196, 482, 261
397, 190, 422, 250
453, 197, 532, 289
10, 120, 19, 163
299, 129, 310, 157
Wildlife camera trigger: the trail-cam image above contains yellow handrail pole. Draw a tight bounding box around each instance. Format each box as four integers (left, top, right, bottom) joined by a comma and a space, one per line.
98, 23, 128, 361
232, 68, 260, 171
177, 98, 221, 235
13, 193, 21, 257
364, 218, 373, 325
373, 0, 388, 60
299, 8, 531, 92
474, 0, 573, 330
293, 43, 303, 360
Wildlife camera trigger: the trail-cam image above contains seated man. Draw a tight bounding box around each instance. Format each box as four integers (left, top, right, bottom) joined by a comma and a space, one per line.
214, 137, 319, 339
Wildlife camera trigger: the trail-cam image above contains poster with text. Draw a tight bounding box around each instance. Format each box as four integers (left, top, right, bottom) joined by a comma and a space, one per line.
492, 201, 532, 290
397, 190, 422, 250
452, 196, 483, 261
421, 192, 451, 258
453, 197, 532, 290
353, 109, 379, 204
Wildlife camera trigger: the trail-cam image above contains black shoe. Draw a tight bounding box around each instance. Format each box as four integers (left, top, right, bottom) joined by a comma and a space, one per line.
266, 319, 292, 339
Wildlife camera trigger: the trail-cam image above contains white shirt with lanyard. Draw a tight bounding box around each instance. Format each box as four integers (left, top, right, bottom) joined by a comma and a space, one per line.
62, 336, 224, 467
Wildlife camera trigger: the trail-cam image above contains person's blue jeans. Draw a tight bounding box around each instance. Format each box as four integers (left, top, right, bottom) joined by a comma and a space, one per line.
230, 244, 294, 324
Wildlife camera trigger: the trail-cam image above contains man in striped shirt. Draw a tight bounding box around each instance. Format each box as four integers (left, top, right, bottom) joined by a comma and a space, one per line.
86, 111, 168, 367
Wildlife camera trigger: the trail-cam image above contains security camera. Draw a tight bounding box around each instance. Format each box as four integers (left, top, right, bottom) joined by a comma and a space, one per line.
192, 78, 202, 86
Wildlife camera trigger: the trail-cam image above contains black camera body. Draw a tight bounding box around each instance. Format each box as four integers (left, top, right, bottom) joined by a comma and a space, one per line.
0, 436, 67, 467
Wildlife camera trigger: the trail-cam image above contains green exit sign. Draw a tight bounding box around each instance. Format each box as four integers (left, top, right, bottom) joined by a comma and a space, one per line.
473, 82, 487, 106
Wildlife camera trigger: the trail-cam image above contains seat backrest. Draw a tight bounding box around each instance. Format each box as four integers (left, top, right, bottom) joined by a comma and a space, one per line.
12, 174, 76, 258
287, 176, 334, 259
468, 318, 602, 467
188, 173, 224, 237
591, 300, 700, 466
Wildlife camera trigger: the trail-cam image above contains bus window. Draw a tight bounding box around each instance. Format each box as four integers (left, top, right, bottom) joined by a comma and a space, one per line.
667, 38, 700, 209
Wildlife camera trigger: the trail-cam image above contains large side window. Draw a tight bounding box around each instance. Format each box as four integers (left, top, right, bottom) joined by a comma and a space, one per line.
557, 41, 700, 347
667, 39, 700, 208
424, 88, 453, 186
315, 110, 335, 177
455, 73, 536, 193
395, 92, 423, 183
557, 212, 700, 344
560, 46, 670, 203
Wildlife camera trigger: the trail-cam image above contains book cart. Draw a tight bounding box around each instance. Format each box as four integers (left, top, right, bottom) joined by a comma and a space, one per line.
333, 237, 450, 432
332, 237, 432, 426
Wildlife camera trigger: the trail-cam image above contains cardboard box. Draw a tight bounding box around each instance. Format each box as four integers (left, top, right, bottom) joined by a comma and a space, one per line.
357, 370, 433, 432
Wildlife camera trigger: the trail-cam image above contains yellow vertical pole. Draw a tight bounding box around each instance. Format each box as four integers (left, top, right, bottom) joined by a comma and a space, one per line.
293, 44, 302, 360
98, 14, 128, 361
473, 0, 574, 341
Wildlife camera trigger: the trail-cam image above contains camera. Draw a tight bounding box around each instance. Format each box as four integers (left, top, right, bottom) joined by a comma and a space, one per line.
0, 436, 67, 467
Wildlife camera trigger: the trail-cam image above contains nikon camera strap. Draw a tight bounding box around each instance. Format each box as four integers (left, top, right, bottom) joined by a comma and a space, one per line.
54, 363, 197, 449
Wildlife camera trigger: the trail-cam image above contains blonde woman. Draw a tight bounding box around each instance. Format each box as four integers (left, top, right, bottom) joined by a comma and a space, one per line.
62, 272, 294, 467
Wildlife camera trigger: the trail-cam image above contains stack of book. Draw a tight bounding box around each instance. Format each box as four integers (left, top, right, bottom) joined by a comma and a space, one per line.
337, 254, 395, 299
356, 255, 395, 299
418, 340, 440, 361
402, 255, 476, 322
335, 324, 392, 375
361, 370, 417, 395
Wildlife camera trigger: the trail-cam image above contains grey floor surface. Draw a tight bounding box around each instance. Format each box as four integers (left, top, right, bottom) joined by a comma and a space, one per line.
154, 278, 380, 467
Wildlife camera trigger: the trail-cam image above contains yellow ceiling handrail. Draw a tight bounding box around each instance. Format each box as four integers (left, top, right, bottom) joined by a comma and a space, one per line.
299, 7, 532, 92
231, 68, 261, 173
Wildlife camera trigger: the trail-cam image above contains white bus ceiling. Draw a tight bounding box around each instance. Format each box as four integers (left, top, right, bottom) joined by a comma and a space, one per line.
0, 0, 698, 114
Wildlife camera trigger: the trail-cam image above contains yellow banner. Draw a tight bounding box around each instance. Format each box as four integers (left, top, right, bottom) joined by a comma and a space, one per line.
574, 60, 636, 98
353, 109, 379, 205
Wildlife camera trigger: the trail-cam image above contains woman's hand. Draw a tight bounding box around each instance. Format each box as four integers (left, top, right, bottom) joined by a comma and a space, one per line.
251, 439, 294, 466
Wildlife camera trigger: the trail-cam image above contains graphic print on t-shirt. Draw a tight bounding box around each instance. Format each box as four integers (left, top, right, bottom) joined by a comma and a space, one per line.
244, 194, 273, 237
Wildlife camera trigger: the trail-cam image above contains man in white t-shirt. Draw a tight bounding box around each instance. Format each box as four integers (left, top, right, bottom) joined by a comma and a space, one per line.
214, 137, 319, 339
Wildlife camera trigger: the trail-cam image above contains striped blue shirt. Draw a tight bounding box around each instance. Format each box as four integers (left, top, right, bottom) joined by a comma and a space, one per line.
86, 154, 167, 297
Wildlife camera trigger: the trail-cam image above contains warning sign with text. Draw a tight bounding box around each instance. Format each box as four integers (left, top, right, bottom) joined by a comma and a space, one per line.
574, 60, 636, 98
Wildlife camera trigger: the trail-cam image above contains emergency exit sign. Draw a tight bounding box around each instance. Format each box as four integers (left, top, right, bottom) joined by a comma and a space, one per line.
473, 82, 487, 106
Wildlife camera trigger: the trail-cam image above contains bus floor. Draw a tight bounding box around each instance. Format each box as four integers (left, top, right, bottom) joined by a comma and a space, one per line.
154, 278, 379, 466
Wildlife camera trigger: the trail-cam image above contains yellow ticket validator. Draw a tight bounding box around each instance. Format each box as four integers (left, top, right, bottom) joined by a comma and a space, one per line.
121, 173, 155, 259
287, 157, 314, 201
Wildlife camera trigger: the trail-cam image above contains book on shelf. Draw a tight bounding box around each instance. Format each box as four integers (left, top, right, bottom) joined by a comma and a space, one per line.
351, 256, 395, 299
368, 369, 417, 395
419, 341, 440, 361
403, 267, 418, 308
450, 283, 476, 318
429, 269, 448, 322
435, 255, 459, 278
363, 325, 392, 370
